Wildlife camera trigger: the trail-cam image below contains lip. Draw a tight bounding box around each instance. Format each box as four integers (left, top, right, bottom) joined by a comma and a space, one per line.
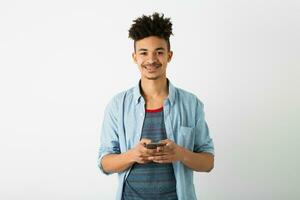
143, 64, 161, 70
145, 66, 160, 73
146, 66, 158, 70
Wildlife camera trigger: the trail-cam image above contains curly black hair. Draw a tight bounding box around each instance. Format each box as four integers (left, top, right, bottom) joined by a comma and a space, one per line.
128, 12, 173, 52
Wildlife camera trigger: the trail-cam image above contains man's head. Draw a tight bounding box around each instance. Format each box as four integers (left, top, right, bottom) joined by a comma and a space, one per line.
129, 12, 173, 52
129, 12, 174, 81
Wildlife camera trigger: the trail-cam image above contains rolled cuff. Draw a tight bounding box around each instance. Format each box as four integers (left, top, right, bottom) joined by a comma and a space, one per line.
97, 151, 115, 175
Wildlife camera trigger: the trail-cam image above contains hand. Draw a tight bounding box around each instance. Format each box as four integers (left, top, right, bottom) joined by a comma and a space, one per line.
148, 139, 184, 163
128, 138, 157, 164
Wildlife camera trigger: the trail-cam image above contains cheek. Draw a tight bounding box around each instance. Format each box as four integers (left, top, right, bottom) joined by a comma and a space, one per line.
138, 60, 148, 68
137, 63, 144, 72
137, 62, 144, 69
135, 58, 144, 65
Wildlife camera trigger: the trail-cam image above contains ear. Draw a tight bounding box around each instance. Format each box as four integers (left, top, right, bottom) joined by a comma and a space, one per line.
132, 52, 137, 64
167, 51, 173, 62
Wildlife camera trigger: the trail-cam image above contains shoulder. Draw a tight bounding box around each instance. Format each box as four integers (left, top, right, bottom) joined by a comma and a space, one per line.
112, 86, 135, 102
105, 86, 135, 110
175, 86, 204, 108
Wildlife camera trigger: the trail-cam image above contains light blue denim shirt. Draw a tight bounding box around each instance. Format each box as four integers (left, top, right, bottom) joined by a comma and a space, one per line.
98, 79, 215, 200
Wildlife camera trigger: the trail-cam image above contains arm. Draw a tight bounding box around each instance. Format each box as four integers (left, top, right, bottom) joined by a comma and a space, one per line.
148, 140, 214, 172
179, 147, 214, 172
101, 151, 135, 174
101, 138, 155, 174
183, 98, 214, 172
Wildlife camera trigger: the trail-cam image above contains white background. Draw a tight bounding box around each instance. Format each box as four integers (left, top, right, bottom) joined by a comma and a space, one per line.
0, 0, 299, 199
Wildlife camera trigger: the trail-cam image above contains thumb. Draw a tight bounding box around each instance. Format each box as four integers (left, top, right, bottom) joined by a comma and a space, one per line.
159, 139, 170, 145
140, 138, 151, 145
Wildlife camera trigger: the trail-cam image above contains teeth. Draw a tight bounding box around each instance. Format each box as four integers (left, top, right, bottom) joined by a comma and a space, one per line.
146, 67, 157, 70
145, 65, 159, 69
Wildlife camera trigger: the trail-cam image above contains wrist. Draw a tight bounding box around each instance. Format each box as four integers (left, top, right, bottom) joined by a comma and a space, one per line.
125, 149, 136, 164
178, 146, 187, 162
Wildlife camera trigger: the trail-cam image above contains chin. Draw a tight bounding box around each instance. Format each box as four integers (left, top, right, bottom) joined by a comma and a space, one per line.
146, 77, 160, 80
144, 74, 162, 80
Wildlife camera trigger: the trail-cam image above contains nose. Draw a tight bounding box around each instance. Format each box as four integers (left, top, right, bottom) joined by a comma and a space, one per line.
148, 52, 158, 63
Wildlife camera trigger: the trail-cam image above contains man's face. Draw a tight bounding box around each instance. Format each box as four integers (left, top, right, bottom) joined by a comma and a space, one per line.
132, 36, 173, 81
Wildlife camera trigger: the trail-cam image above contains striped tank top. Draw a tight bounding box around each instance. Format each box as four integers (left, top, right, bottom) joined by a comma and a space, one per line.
122, 107, 178, 200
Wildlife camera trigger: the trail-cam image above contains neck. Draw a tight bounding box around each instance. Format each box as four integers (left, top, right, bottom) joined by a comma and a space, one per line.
140, 77, 168, 100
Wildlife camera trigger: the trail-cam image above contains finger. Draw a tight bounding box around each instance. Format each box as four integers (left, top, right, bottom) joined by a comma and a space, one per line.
140, 138, 152, 145
139, 155, 151, 162
149, 149, 159, 156
152, 157, 172, 163
139, 139, 152, 148
151, 155, 167, 161
160, 139, 174, 149
138, 159, 151, 164
152, 152, 168, 156
156, 146, 164, 152
162, 144, 174, 153
142, 148, 156, 156
159, 139, 169, 144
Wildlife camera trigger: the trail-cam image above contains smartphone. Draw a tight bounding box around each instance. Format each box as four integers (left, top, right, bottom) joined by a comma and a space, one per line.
145, 142, 166, 149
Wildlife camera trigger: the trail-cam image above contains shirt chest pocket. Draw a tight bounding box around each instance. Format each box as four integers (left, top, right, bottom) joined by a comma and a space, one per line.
177, 126, 195, 151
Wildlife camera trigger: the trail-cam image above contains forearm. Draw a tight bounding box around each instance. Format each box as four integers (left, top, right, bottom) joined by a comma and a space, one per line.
179, 147, 214, 172
101, 150, 135, 174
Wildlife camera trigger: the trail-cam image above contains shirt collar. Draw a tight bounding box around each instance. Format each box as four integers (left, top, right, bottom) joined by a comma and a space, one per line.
133, 78, 176, 106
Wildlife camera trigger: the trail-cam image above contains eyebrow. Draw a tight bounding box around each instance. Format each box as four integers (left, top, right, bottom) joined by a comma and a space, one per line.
138, 47, 166, 52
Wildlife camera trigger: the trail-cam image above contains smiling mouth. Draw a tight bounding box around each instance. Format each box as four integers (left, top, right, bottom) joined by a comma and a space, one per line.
143, 63, 162, 71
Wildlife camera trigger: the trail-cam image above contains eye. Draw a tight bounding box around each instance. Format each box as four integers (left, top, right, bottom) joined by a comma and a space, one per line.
157, 51, 164, 55
140, 52, 147, 56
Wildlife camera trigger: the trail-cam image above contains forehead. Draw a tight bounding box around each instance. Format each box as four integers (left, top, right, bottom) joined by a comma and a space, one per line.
135, 36, 168, 51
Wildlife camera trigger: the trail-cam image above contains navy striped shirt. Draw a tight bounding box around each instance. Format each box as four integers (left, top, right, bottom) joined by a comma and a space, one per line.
122, 107, 178, 200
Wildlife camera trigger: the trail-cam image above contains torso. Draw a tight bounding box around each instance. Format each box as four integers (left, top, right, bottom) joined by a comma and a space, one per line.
122, 107, 178, 200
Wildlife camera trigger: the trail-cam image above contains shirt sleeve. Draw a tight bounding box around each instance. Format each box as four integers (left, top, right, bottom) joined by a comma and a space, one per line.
193, 99, 215, 155
97, 98, 121, 175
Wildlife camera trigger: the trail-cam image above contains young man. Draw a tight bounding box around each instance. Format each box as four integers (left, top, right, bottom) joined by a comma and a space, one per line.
98, 13, 215, 200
